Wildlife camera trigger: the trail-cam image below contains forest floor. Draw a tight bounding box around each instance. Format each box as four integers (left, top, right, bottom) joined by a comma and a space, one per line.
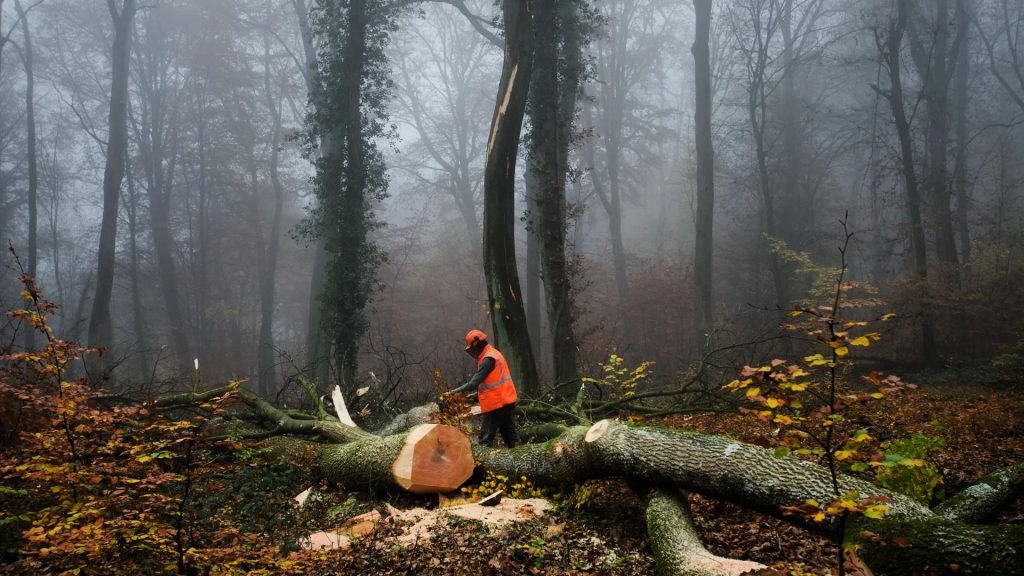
300, 377, 1024, 576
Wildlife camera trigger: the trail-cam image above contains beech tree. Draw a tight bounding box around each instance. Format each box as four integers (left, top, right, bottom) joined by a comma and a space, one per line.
87, 0, 135, 376
525, 0, 586, 389
691, 0, 713, 355
480, 0, 540, 396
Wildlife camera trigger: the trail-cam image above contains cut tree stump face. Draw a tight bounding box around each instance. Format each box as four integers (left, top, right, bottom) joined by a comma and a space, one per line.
392, 424, 474, 493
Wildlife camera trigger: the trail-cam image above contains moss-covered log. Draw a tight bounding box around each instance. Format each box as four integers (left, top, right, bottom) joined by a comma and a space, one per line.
935, 462, 1024, 524
644, 487, 765, 576
583, 421, 930, 524
848, 516, 1024, 576
161, 390, 1024, 575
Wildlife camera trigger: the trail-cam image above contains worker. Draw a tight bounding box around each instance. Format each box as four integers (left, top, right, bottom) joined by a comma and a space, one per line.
444, 329, 520, 448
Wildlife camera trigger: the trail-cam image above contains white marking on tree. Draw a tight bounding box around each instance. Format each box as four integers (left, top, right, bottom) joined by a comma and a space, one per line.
486, 64, 519, 157
724, 443, 740, 456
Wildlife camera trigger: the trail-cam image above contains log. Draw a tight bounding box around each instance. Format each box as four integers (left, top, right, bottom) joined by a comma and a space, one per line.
318, 424, 473, 493
373, 403, 437, 436
581, 420, 930, 524
848, 516, 1024, 576
644, 487, 766, 576
392, 424, 474, 493
164, 389, 1024, 575
475, 420, 1024, 575
935, 462, 1024, 524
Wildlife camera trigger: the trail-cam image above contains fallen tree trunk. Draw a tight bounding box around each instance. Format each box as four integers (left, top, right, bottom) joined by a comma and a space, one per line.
474, 420, 1024, 575
159, 389, 1024, 575
316, 423, 474, 493
935, 461, 1024, 524
643, 487, 766, 576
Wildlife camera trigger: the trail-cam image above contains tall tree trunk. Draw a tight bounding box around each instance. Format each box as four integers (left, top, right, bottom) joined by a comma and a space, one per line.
16, 0, 37, 353
881, 0, 938, 364
605, 128, 629, 303
294, 0, 331, 387
306, 243, 329, 385
779, 0, 809, 254
482, 0, 539, 397
692, 0, 714, 357
88, 0, 136, 373
742, 5, 787, 309
256, 38, 285, 398
924, 1, 959, 274
909, 0, 967, 281
528, 0, 580, 390
132, 7, 191, 378
525, 168, 542, 366
125, 156, 149, 381
337, 0, 367, 390
954, 7, 971, 276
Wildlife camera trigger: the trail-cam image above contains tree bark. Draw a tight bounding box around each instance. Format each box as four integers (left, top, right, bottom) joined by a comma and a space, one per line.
908, 0, 963, 277
256, 33, 286, 398
132, 6, 192, 378
692, 0, 714, 357
643, 487, 765, 576
163, 386, 1024, 576
15, 0, 37, 354
125, 156, 150, 381
527, 0, 580, 390
935, 461, 1024, 524
292, 0, 331, 388
482, 0, 540, 397
88, 0, 136, 374
525, 167, 542, 365
953, 5, 971, 274
879, 1, 938, 364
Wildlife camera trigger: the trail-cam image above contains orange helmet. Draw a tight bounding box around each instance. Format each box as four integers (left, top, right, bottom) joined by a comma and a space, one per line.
465, 329, 487, 350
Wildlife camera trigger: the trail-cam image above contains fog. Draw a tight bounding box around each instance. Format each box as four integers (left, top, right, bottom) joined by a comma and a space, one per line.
1, 0, 1021, 410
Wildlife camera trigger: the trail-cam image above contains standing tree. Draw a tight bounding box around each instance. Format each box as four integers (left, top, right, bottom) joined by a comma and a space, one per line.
906, 0, 968, 283
254, 18, 288, 398
304, 0, 394, 391
874, 0, 938, 364
87, 0, 136, 373
526, 0, 585, 389
130, 1, 192, 378
482, 0, 539, 396
14, 0, 38, 353
692, 0, 714, 356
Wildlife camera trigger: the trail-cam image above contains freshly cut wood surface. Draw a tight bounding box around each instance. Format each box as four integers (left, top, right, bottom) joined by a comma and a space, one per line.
392, 424, 474, 493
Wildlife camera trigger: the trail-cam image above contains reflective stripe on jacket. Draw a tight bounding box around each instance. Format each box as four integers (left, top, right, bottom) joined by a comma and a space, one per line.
477, 344, 517, 413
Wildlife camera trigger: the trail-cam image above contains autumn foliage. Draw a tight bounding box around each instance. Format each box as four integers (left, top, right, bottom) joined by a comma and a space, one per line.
0, 264, 316, 575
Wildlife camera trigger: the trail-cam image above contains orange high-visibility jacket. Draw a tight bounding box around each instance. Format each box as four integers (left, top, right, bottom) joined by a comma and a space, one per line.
476, 344, 517, 413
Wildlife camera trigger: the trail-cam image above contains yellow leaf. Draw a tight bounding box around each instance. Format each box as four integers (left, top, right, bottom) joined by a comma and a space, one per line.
745, 387, 761, 399
789, 383, 808, 392
765, 397, 785, 408
788, 310, 803, 317
834, 346, 849, 357
849, 336, 870, 347
863, 504, 889, 519
834, 450, 856, 461
773, 415, 793, 425
811, 511, 826, 522
881, 313, 896, 321
805, 354, 829, 367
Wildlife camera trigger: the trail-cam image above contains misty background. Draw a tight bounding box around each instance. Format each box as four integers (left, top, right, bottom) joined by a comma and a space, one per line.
1, 0, 1021, 412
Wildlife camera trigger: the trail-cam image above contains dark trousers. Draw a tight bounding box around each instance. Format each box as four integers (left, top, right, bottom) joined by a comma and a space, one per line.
480, 402, 519, 448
